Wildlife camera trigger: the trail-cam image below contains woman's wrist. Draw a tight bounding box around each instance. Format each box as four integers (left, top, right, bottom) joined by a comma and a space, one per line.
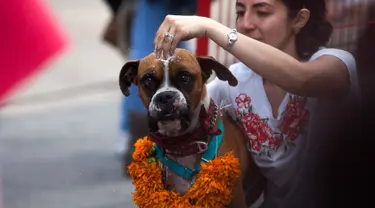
201, 16, 218, 38
203, 17, 234, 50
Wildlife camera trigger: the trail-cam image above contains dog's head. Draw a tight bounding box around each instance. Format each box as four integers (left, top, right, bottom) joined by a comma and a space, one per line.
119, 48, 237, 137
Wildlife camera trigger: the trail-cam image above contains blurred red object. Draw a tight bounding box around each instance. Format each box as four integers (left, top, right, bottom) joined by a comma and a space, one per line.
0, 0, 69, 103
196, 0, 210, 56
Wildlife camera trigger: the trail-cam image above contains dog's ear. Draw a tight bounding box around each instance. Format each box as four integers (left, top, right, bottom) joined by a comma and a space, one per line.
119, 59, 140, 96
196, 56, 238, 86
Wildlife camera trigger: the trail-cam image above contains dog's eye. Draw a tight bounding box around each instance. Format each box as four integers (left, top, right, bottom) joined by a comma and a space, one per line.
144, 77, 153, 86
180, 73, 191, 84
141, 75, 154, 87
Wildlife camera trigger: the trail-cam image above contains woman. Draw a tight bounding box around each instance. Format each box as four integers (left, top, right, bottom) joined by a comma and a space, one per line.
154, 0, 359, 207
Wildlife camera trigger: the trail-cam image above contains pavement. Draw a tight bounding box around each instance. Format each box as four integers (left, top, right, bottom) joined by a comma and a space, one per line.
0, 0, 137, 207
0, 93, 136, 208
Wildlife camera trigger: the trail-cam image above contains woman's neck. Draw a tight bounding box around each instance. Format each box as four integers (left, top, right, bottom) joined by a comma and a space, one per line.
282, 39, 300, 61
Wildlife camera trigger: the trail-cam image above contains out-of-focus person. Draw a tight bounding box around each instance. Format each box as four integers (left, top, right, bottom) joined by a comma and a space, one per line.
102, 0, 136, 58
102, 0, 198, 176
314, 1, 374, 207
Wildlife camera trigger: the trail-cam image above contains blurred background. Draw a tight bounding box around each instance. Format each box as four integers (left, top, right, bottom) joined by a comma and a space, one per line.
0, 0, 373, 208
0, 0, 135, 207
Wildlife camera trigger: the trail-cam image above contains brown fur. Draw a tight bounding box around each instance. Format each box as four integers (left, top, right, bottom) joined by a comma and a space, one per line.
218, 113, 266, 207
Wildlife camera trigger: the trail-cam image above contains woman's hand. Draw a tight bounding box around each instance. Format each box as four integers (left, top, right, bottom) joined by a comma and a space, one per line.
154, 15, 211, 59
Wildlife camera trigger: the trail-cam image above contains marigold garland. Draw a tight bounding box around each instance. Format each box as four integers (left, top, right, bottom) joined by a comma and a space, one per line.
127, 136, 241, 208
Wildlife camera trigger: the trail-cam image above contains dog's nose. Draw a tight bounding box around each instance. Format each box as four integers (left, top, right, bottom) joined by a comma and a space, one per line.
154, 91, 176, 107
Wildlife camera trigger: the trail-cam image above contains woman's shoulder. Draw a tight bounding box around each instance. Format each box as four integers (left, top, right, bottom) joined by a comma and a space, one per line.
310, 47, 359, 95
309, 47, 356, 69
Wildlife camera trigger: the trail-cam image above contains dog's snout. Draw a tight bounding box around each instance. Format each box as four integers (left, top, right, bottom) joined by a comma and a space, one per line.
148, 89, 188, 122
154, 91, 176, 106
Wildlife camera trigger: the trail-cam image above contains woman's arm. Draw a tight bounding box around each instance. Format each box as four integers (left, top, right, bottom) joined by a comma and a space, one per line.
204, 18, 351, 98
154, 15, 353, 98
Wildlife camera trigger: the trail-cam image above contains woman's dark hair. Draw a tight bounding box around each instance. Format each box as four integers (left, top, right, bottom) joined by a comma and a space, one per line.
283, 0, 333, 59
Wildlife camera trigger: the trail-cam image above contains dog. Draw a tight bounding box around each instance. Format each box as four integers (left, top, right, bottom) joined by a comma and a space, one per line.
119, 48, 265, 207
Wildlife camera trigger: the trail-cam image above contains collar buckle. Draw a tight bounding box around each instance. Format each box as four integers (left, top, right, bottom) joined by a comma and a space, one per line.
189, 141, 208, 154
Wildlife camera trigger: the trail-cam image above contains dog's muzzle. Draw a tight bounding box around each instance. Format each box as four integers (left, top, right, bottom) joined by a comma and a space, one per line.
149, 90, 188, 119
148, 89, 189, 135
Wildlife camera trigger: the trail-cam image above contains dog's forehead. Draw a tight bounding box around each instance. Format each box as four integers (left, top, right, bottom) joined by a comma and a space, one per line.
137, 54, 163, 76
172, 49, 200, 70
138, 49, 201, 76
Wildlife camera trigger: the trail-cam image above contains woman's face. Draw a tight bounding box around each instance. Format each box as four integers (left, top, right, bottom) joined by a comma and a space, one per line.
236, 0, 297, 51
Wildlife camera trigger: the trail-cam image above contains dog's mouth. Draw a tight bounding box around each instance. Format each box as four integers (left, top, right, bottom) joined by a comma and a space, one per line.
148, 102, 192, 135
156, 119, 182, 137
147, 89, 192, 136
148, 109, 191, 136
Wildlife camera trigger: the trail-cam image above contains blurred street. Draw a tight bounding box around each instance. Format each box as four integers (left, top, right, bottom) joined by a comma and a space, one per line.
0, 94, 136, 208
0, 0, 136, 207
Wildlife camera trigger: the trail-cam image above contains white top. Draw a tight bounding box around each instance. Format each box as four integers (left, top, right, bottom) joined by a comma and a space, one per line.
207, 48, 359, 208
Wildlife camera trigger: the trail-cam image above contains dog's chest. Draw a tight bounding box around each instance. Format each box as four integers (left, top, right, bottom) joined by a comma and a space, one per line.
162, 155, 198, 194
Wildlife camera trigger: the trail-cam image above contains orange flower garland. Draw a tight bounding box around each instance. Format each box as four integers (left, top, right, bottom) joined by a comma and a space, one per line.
127, 136, 241, 208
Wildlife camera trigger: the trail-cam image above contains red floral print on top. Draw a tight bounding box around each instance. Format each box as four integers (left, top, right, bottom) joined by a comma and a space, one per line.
280, 95, 310, 145
234, 93, 310, 158
235, 93, 275, 156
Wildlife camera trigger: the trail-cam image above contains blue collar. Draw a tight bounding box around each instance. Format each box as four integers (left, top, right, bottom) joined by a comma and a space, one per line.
154, 119, 224, 181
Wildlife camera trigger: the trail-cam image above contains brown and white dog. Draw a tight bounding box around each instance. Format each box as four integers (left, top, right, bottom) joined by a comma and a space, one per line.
119, 48, 265, 207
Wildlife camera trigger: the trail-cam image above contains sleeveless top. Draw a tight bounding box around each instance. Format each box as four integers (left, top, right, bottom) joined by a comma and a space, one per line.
207, 48, 359, 208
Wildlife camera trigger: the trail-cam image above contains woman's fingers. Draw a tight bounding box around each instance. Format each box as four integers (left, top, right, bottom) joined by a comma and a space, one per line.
170, 27, 184, 56
154, 15, 195, 59
154, 18, 170, 58
161, 26, 176, 59
154, 15, 182, 59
